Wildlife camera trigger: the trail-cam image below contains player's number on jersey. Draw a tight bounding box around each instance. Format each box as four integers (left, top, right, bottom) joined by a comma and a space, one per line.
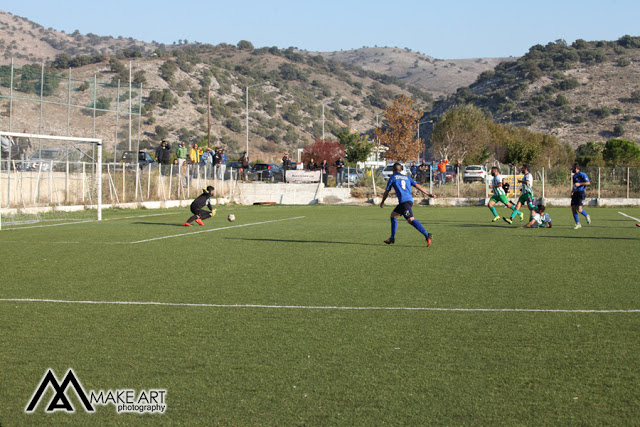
400, 180, 406, 190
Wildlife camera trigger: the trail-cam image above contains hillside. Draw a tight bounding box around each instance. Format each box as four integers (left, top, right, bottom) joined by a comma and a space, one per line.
315, 47, 513, 98
0, 40, 430, 162
0, 10, 155, 64
0, 11, 441, 161
428, 37, 640, 148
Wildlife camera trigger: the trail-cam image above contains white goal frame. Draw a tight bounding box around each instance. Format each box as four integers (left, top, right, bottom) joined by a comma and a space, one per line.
0, 131, 103, 230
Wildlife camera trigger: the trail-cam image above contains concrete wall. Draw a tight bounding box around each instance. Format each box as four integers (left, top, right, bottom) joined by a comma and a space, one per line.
231, 183, 352, 205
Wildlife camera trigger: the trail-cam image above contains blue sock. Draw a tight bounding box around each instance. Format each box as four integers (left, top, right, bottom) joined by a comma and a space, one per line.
581, 209, 589, 218
410, 219, 428, 237
390, 217, 398, 237
573, 213, 580, 223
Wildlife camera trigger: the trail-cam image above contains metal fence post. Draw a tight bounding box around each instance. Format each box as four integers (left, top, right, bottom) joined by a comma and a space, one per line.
627, 167, 630, 199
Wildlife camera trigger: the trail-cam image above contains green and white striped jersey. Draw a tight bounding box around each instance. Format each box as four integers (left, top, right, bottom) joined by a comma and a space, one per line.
491, 174, 505, 196
522, 172, 533, 194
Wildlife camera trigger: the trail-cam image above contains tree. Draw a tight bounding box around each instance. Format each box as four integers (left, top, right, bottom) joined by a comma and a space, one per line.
575, 141, 605, 167
602, 139, 640, 166
430, 104, 489, 163
89, 97, 110, 116
159, 61, 178, 82
336, 128, 375, 164
154, 125, 169, 141
613, 124, 625, 137
225, 117, 242, 133
237, 40, 254, 50
133, 70, 146, 86
373, 95, 422, 162
302, 138, 345, 165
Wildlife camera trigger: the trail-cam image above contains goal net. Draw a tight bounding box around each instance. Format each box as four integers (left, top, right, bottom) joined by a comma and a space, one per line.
0, 131, 102, 230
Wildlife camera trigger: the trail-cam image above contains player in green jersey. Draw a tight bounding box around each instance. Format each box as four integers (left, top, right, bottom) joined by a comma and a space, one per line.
488, 166, 522, 222
504, 164, 536, 225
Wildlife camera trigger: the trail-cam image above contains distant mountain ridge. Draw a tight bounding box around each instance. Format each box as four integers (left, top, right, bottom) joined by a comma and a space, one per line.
315, 47, 514, 98
0, 9, 508, 161
427, 37, 640, 148
2, 9, 637, 155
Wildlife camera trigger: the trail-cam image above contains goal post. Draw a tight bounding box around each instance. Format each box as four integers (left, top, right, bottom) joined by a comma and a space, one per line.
0, 131, 102, 230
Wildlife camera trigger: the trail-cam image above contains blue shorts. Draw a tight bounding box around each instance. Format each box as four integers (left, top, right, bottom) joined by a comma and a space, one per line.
571, 191, 586, 207
393, 201, 414, 220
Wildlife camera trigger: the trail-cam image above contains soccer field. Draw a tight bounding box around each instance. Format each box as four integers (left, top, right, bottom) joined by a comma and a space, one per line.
1, 204, 639, 425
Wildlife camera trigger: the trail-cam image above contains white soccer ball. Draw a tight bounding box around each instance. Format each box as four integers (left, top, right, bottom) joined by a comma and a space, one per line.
227, 214, 235, 222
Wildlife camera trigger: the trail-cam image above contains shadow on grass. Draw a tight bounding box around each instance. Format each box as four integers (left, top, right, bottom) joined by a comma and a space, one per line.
133, 222, 186, 227
447, 223, 507, 228
225, 237, 425, 247
538, 235, 639, 241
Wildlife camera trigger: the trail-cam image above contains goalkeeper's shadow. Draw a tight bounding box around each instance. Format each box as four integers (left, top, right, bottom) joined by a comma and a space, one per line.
132, 221, 185, 227
225, 237, 418, 247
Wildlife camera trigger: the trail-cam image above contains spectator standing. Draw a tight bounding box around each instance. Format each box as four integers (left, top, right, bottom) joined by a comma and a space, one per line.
176, 142, 188, 170
218, 148, 227, 180
319, 159, 329, 186
212, 148, 221, 179
1, 134, 14, 170
282, 153, 292, 183
239, 152, 250, 181
155, 140, 172, 173
189, 143, 201, 164
334, 156, 346, 187
418, 162, 427, 183
16, 130, 32, 170
307, 158, 318, 171
437, 159, 448, 187
410, 161, 418, 177
200, 147, 212, 178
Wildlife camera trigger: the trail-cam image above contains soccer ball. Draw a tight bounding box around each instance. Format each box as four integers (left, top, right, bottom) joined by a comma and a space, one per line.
227, 214, 235, 222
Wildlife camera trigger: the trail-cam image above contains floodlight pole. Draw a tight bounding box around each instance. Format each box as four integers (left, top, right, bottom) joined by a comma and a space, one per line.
417, 120, 432, 162
375, 113, 385, 164
321, 102, 332, 142
322, 103, 325, 141
245, 81, 270, 159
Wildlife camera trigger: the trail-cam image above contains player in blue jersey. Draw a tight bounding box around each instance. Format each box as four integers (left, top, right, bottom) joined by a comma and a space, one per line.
570, 164, 591, 229
379, 163, 437, 246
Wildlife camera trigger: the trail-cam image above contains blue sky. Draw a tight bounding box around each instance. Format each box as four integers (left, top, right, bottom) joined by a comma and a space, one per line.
4, 1, 640, 59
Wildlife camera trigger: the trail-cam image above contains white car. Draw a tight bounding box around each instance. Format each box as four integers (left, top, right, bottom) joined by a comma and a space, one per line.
381, 164, 410, 180
463, 165, 487, 183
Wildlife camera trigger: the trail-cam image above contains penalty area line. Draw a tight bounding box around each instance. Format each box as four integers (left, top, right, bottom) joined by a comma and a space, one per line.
0, 298, 638, 313
122, 216, 306, 244
618, 211, 640, 222
1, 212, 180, 231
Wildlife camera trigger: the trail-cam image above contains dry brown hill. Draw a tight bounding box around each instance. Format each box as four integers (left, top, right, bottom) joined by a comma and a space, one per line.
0, 10, 155, 64
315, 47, 513, 98
429, 38, 640, 148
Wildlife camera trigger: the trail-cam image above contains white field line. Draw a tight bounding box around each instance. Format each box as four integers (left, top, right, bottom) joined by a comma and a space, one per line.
122, 216, 306, 244
618, 211, 640, 222
1, 212, 179, 231
0, 298, 638, 313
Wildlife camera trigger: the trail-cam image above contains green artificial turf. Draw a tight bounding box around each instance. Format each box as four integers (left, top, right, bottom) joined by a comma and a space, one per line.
1, 205, 639, 425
